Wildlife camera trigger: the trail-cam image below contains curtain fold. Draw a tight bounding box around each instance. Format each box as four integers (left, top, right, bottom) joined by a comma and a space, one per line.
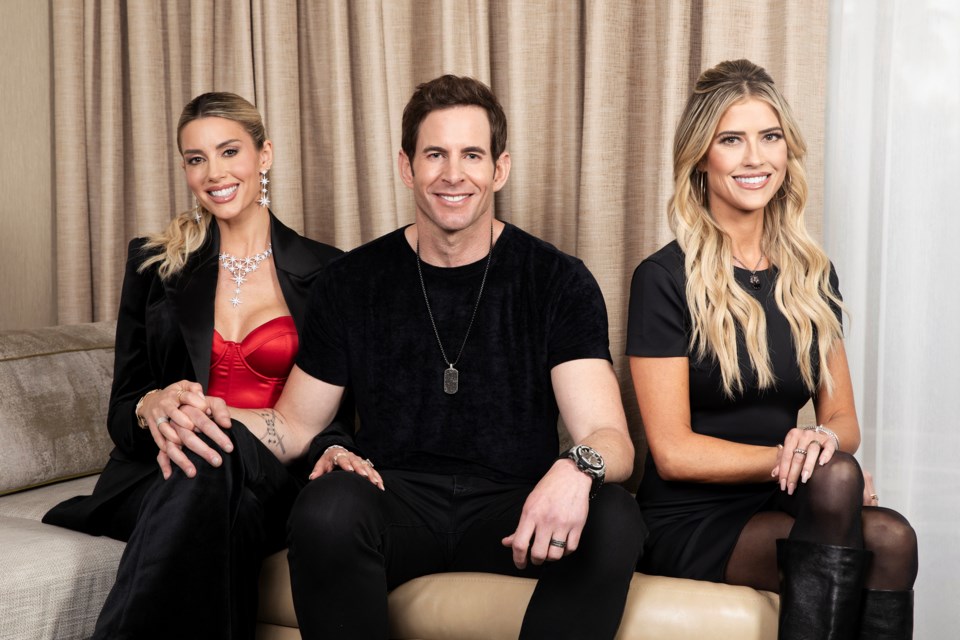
51, 0, 828, 484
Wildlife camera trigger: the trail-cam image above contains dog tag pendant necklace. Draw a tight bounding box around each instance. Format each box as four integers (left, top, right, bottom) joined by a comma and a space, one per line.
416, 223, 494, 395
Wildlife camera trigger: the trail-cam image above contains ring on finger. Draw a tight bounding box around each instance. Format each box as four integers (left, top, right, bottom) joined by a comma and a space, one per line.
549, 539, 566, 549
332, 452, 346, 465
156, 416, 170, 426
175, 386, 184, 404
793, 447, 807, 455
808, 440, 823, 449
362, 458, 374, 468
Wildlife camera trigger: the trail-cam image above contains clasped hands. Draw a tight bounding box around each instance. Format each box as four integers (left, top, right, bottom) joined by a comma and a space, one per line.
772, 426, 879, 506
139, 380, 233, 479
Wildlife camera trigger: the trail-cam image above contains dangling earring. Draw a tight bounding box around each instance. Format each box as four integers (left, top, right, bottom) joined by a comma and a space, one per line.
258, 170, 271, 208
194, 200, 203, 223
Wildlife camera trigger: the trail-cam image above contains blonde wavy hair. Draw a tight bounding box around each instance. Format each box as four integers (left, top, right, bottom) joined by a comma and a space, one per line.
669, 59, 843, 397
138, 92, 267, 280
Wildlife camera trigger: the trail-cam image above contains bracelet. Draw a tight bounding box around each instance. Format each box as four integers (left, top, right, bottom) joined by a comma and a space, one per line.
801, 424, 840, 450
134, 389, 161, 429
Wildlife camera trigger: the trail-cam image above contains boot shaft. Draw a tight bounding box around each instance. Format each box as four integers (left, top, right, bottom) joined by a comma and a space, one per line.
777, 539, 871, 640
858, 589, 914, 640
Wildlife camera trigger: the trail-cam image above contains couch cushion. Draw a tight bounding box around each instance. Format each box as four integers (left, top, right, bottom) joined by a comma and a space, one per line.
386, 572, 779, 640
0, 515, 125, 640
0, 322, 116, 495
257, 554, 780, 640
0, 475, 99, 521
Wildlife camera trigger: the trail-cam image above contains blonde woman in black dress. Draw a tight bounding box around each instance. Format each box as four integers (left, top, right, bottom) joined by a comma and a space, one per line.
627, 60, 917, 639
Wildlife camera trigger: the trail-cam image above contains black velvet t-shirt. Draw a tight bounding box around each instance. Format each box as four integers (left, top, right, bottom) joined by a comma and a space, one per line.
297, 224, 611, 483
625, 240, 841, 581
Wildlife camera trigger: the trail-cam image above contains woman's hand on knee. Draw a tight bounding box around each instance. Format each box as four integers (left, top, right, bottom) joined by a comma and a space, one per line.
309, 445, 384, 490
774, 427, 838, 495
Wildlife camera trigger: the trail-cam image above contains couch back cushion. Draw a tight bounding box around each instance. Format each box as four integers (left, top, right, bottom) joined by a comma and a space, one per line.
0, 321, 116, 495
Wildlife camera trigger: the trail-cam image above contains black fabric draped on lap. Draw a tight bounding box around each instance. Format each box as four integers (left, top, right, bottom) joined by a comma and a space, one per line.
626, 241, 841, 582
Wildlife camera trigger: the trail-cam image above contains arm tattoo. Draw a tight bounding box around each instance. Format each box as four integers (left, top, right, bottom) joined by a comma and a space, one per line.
256, 409, 286, 455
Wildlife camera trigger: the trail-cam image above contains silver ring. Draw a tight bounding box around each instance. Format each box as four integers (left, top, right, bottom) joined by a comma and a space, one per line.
808, 440, 822, 449
793, 447, 807, 455
332, 452, 346, 465
549, 539, 566, 549
156, 416, 170, 426
362, 458, 374, 468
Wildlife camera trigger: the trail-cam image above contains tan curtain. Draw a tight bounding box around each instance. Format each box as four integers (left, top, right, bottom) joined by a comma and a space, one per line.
52, 0, 828, 484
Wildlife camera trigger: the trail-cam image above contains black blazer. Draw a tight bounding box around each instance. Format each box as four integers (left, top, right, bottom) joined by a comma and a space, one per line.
44, 213, 343, 535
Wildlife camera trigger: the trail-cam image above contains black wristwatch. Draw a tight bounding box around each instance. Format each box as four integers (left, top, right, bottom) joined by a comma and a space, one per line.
562, 444, 605, 500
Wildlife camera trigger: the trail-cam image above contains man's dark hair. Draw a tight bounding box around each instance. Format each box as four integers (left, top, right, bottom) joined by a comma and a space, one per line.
401, 75, 508, 165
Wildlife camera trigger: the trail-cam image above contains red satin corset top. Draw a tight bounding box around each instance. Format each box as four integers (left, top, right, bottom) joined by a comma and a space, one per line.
208, 316, 297, 408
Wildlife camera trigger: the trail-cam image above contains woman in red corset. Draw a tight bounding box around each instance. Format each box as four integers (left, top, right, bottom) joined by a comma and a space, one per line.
44, 92, 347, 640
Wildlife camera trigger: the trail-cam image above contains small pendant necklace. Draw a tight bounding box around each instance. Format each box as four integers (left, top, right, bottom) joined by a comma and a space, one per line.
416, 224, 494, 395
219, 243, 273, 308
732, 253, 764, 290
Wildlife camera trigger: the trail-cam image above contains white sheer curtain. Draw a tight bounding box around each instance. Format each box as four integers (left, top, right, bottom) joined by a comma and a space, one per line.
825, 1, 960, 636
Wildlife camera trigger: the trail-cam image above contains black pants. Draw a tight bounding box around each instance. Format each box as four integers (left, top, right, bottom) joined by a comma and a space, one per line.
93, 421, 301, 640
287, 469, 644, 639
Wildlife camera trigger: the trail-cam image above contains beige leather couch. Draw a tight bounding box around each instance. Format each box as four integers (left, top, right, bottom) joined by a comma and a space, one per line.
0, 321, 779, 639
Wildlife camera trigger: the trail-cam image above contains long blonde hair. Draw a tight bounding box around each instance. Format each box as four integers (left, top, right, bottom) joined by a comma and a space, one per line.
669, 59, 843, 397
138, 92, 267, 280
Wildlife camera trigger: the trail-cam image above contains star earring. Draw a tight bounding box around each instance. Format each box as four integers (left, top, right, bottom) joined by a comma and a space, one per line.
194, 200, 203, 223
258, 170, 271, 208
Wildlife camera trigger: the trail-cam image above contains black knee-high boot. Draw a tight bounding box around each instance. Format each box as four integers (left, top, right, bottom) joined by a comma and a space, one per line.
776, 539, 871, 640
858, 589, 914, 639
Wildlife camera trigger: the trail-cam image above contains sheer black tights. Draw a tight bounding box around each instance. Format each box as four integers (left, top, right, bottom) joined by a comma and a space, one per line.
724, 452, 918, 593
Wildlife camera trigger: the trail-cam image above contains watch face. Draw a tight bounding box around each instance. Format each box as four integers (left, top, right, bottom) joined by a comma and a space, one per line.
575, 445, 604, 471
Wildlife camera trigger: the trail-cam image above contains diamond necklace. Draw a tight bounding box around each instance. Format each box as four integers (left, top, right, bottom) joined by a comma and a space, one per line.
732, 253, 764, 290
219, 244, 273, 308
415, 223, 494, 395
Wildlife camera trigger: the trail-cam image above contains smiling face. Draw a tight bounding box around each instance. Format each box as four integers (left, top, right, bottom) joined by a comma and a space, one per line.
399, 105, 510, 238
179, 116, 273, 224
701, 97, 787, 222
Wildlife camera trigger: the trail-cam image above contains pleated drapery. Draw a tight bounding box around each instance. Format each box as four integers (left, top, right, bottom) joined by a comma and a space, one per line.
51, 0, 829, 484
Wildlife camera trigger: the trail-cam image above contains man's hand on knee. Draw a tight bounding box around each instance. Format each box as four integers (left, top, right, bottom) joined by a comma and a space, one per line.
501, 459, 592, 569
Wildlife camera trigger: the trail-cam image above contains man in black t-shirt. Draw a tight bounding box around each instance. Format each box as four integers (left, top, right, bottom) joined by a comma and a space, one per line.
203, 75, 644, 639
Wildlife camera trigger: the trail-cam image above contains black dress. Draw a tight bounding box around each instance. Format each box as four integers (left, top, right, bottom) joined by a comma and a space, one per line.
625, 240, 840, 582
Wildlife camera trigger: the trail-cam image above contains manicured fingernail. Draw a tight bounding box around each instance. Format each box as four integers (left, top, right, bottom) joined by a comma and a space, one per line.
801, 471, 810, 483
771, 469, 778, 477
788, 482, 796, 495
212, 456, 221, 466
780, 479, 786, 491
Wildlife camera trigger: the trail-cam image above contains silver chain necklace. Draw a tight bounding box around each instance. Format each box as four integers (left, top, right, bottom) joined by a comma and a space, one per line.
219, 244, 273, 308
415, 224, 494, 395
732, 253, 764, 290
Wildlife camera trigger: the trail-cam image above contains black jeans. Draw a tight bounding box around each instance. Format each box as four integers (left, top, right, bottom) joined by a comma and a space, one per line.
287, 469, 644, 639
93, 421, 301, 640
